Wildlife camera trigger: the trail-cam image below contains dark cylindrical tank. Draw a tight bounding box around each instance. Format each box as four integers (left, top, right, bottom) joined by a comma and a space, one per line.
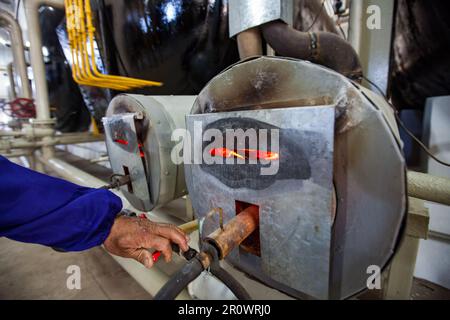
97, 0, 240, 95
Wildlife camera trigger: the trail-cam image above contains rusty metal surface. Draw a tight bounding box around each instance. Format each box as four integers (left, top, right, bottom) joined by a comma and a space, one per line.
103, 113, 151, 210
206, 206, 259, 259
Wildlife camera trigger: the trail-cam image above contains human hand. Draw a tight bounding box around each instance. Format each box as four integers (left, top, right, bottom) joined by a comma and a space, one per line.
103, 215, 189, 268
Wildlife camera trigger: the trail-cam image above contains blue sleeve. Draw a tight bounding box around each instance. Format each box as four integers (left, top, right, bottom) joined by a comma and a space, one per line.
0, 156, 123, 251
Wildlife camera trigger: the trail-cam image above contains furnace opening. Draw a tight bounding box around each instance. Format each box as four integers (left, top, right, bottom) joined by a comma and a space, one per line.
236, 200, 261, 257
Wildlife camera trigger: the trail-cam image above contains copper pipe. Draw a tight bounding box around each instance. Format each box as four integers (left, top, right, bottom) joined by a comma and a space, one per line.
205, 205, 259, 259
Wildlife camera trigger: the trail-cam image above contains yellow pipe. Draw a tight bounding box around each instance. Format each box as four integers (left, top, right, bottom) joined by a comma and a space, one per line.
73, 0, 129, 89
84, 0, 161, 87
64, 0, 162, 90
76, 0, 130, 89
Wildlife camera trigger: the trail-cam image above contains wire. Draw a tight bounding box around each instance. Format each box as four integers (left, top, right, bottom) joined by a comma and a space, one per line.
360, 75, 450, 167
305, 0, 326, 32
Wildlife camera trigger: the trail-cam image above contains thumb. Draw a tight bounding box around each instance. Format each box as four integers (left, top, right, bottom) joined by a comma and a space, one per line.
130, 249, 154, 269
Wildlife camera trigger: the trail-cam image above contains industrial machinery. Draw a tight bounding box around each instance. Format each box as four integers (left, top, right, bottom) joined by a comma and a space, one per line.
103, 95, 194, 214
2, 0, 449, 302
185, 56, 406, 299
102, 56, 407, 299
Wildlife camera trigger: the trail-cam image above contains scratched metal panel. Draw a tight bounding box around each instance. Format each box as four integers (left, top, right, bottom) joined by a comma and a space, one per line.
186, 57, 406, 299
185, 105, 335, 299
229, 0, 293, 37
103, 113, 152, 211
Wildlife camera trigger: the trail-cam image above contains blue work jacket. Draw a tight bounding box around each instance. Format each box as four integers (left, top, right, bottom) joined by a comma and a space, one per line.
0, 156, 122, 251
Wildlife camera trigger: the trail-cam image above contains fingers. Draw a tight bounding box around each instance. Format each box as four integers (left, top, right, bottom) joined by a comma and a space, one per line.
141, 234, 173, 262
152, 224, 189, 252
131, 249, 154, 269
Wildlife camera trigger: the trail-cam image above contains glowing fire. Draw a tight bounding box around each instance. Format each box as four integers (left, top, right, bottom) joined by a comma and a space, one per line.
114, 139, 128, 145
114, 139, 145, 158
209, 148, 279, 161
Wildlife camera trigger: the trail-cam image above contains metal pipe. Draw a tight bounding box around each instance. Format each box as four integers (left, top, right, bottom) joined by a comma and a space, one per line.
0, 10, 32, 98
23, 0, 65, 161
6, 62, 17, 99
1, 126, 53, 137
236, 27, 263, 59
0, 130, 23, 137
37, 156, 106, 187
1, 149, 33, 158
0, 133, 103, 150
407, 171, 450, 206
261, 21, 363, 80
205, 205, 259, 259
23, 0, 64, 120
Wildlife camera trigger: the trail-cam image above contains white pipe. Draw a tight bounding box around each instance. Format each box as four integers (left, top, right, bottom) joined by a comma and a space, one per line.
23, 0, 64, 120
6, 62, 17, 99
39, 156, 106, 187
0, 10, 32, 98
0, 133, 103, 150
1, 149, 33, 158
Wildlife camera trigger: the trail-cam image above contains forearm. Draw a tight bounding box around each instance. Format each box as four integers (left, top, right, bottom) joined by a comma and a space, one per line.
0, 156, 122, 251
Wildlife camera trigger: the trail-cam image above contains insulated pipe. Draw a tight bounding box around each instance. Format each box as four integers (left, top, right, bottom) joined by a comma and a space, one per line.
0, 133, 103, 150
23, 0, 64, 120
236, 27, 263, 59
407, 171, 450, 206
261, 21, 363, 80
0, 10, 32, 98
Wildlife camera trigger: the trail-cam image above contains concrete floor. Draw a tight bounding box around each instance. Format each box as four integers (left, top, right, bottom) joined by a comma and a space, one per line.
0, 237, 152, 299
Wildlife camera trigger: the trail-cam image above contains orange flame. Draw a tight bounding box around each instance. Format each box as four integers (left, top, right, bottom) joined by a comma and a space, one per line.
209, 148, 279, 161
